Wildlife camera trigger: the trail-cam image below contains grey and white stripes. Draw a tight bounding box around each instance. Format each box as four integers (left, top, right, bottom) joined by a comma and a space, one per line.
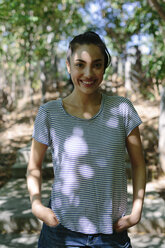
32, 93, 142, 234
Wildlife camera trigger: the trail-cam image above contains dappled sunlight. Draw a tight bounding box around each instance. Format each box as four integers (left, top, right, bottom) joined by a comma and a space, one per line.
106, 116, 119, 128
58, 127, 90, 205
78, 164, 94, 178
0, 179, 52, 233
101, 198, 113, 227
64, 127, 88, 157
11, 235, 38, 246
127, 187, 165, 234
0, 94, 163, 243
79, 216, 97, 233
0, 177, 164, 244
49, 109, 128, 233
129, 233, 165, 248
0, 0, 163, 245
59, 155, 79, 198
0, 233, 39, 247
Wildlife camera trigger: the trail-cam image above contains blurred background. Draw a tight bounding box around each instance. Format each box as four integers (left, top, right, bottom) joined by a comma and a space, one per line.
0, 0, 165, 247
1, 0, 165, 183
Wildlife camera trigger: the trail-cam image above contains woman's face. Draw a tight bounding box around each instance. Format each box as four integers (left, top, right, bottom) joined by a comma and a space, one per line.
66, 44, 105, 95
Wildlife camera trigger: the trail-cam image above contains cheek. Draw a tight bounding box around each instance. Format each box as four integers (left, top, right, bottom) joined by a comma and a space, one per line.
71, 71, 79, 78
70, 71, 81, 83
70, 67, 82, 79
97, 70, 104, 79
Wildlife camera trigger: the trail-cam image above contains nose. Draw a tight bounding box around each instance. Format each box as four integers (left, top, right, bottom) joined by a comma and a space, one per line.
84, 66, 94, 78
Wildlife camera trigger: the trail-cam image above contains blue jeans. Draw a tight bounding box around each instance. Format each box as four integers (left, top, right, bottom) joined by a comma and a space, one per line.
38, 223, 132, 248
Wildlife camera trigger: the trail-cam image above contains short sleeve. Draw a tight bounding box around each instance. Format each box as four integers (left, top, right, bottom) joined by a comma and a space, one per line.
32, 106, 51, 146
120, 98, 142, 137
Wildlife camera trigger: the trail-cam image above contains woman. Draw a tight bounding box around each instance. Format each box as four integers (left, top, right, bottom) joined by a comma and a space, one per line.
27, 31, 146, 247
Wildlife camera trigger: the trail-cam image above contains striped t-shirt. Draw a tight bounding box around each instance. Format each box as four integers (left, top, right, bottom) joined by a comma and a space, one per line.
32, 93, 142, 234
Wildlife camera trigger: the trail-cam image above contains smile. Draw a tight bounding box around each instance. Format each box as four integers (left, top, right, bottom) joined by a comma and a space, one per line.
80, 80, 96, 87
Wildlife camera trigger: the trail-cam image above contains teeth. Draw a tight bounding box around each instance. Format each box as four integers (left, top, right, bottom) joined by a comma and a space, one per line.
82, 81, 94, 85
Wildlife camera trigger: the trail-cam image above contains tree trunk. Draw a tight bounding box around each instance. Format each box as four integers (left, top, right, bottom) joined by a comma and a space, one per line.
125, 58, 132, 92
41, 71, 46, 104
118, 57, 124, 78
40, 60, 47, 104
148, 0, 165, 22
159, 87, 165, 174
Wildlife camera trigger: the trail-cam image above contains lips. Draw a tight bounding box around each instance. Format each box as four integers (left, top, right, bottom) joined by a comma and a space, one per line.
80, 80, 96, 87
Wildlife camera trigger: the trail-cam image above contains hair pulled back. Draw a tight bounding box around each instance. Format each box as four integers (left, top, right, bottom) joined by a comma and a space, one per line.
67, 31, 111, 71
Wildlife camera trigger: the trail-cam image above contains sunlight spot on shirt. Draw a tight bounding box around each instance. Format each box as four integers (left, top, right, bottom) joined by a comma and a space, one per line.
78, 165, 94, 178
73, 127, 84, 136
79, 217, 97, 233
106, 117, 119, 128
119, 102, 130, 117
68, 193, 80, 206
64, 128, 88, 158
59, 157, 79, 197
74, 196, 80, 207
61, 172, 78, 196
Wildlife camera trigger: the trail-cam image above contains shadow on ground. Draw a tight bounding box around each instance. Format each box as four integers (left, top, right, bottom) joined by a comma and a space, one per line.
0, 233, 39, 248
0, 179, 164, 247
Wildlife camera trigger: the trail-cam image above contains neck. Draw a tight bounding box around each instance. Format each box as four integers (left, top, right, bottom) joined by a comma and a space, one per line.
68, 90, 102, 107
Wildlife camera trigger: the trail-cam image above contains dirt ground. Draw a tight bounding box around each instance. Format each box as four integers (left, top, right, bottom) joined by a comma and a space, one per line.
0, 87, 161, 188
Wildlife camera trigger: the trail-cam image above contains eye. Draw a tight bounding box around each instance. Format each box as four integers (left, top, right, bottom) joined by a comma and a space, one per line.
75, 63, 84, 68
94, 63, 102, 69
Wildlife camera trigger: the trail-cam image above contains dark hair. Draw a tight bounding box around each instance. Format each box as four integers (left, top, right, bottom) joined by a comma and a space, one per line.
67, 31, 111, 71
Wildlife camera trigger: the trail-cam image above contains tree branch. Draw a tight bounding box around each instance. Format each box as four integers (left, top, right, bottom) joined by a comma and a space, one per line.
148, 0, 165, 22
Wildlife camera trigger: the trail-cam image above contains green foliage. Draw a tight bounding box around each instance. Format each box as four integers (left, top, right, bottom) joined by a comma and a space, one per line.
125, 0, 165, 87
88, 0, 165, 90
0, 0, 165, 103
0, 0, 85, 98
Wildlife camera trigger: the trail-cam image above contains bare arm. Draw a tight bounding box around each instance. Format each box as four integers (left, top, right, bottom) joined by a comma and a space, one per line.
27, 139, 59, 226
27, 139, 47, 204
127, 127, 146, 221
114, 126, 146, 232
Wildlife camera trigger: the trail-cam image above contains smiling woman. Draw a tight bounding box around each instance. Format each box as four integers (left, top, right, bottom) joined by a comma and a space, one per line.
66, 43, 105, 97
27, 31, 146, 248
63, 32, 111, 120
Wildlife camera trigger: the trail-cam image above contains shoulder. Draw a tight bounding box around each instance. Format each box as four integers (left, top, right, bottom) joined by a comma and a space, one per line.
103, 94, 136, 117
103, 94, 132, 107
40, 99, 61, 113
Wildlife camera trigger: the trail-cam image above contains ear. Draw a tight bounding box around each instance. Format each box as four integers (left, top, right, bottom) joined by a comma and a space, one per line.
66, 60, 71, 74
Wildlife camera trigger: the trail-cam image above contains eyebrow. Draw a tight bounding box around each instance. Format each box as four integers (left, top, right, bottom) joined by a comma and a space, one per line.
75, 59, 103, 63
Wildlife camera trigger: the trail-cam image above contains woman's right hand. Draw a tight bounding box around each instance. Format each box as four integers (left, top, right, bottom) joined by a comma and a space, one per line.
32, 202, 60, 227
27, 140, 59, 227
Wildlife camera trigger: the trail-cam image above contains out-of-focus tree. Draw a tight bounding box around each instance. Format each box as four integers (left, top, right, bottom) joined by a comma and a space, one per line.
0, 0, 85, 105
84, 0, 165, 173
106, 0, 165, 174
84, 0, 164, 95
146, 0, 165, 174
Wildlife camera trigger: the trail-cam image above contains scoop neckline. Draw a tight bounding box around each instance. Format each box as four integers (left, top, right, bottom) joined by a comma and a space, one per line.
59, 93, 105, 121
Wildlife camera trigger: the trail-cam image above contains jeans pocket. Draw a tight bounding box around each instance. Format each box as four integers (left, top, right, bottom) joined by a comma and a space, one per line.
43, 222, 61, 230
53, 223, 61, 228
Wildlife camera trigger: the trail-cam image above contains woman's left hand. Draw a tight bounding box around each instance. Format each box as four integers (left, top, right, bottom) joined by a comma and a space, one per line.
114, 214, 140, 232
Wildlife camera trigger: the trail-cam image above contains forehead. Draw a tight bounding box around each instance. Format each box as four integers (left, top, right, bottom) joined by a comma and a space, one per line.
71, 44, 104, 62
